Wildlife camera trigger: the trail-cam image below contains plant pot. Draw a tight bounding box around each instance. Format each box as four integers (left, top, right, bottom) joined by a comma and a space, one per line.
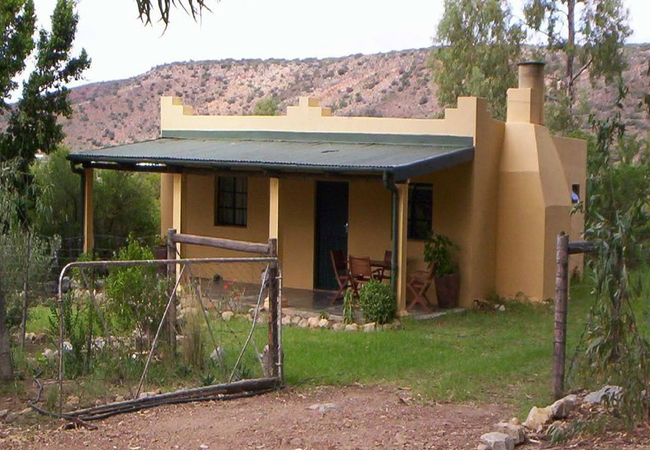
435, 273, 460, 308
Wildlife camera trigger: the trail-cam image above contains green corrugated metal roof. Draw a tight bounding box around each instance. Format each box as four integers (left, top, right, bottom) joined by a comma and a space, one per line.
68, 131, 474, 182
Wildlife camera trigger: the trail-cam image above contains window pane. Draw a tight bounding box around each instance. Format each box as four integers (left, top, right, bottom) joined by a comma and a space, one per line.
215, 176, 248, 226
408, 184, 432, 240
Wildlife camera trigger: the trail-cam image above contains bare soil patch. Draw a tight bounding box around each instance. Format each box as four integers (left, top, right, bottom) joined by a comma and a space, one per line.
1, 385, 649, 449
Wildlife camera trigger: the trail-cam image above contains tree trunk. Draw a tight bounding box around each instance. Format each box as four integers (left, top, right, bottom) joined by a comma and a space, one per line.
0, 275, 15, 381
566, 0, 576, 107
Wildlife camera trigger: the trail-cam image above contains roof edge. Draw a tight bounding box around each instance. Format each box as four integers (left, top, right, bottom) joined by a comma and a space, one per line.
160, 129, 473, 148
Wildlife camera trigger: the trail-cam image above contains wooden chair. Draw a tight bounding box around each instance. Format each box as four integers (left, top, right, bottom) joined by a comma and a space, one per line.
374, 250, 392, 282
349, 255, 375, 298
406, 265, 436, 312
330, 250, 350, 305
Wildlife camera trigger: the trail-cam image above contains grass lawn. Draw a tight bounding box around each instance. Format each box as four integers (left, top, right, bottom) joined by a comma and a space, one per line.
283, 271, 650, 419
18, 268, 650, 419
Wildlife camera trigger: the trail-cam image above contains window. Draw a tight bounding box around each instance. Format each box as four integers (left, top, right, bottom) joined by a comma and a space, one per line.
215, 176, 247, 226
571, 183, 580, 204
408, 183, 433, 240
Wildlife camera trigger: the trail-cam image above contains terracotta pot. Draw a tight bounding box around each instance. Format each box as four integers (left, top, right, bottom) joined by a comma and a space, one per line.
435, 273, 460, 308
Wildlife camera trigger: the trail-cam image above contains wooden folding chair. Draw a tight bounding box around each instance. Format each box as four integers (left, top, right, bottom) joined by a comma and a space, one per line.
349, 255, 375, 298
330, 250, 350, 305
406, 265, 436, 312
374, 250, 392, 282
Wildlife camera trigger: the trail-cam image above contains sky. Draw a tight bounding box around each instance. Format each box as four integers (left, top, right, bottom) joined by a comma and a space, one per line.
28, 0, 650, 88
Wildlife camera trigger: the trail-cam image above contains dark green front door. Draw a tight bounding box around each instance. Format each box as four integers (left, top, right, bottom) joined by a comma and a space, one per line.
314, 181, 349, 290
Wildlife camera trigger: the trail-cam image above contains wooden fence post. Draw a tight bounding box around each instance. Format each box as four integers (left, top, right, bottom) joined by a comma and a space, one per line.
553, 232, 569, 399
267, 238, 280, 379
167, 228, 177, 354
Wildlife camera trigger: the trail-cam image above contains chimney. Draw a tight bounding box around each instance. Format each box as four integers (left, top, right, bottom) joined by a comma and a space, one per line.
507, 61, 545, 125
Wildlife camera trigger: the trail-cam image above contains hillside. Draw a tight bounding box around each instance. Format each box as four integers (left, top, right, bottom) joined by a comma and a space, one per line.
20, 46, 650, 151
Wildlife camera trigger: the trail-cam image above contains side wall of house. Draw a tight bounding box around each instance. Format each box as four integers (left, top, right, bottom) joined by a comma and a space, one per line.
554, 136, 588, 275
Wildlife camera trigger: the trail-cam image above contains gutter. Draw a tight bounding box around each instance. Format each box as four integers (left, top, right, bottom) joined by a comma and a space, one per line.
382, 172, 399, 293
70, 162, 85, 246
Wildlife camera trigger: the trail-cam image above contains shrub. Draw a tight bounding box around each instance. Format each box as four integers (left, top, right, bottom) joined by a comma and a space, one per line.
358, 280, 396, 324
252, 97, 278, 116
105, 238, 168, 341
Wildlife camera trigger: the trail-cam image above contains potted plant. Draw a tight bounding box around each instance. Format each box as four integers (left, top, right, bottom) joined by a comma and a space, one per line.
423, 231, 460, 308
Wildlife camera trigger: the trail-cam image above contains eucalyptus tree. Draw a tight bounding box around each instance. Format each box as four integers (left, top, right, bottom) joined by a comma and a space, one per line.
429, 0, 525, 120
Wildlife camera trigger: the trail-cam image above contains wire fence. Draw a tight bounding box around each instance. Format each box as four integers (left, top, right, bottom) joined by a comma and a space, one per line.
2, 232, 282, 419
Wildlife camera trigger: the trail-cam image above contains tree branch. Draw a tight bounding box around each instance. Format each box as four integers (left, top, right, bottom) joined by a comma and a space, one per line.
572, 57, 593, 83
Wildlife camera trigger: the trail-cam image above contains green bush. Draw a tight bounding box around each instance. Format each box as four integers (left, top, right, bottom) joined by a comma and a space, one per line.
358, 280, 396, 325
252, 97, 278, 116
105, 238, 168, 340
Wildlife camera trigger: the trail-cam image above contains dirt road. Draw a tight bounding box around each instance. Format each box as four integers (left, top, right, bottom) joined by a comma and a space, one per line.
1, 385, 648, 449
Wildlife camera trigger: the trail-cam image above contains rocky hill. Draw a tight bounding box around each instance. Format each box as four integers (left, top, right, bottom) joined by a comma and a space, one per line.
21, 46, 650, 151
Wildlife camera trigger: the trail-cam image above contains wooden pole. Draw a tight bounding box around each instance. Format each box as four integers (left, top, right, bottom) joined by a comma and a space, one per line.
553, 232, 569, 400
167, 228, 177, 354
20, 233, 31, 349
267, 238, 280, 379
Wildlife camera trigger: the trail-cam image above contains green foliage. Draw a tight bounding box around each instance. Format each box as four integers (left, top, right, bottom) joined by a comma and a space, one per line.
524, 0, 630, 133
0, 0, 90, 170
0, 0, 36, 109
181, 311, 205, 370
135, 0, 208, 26
342, 289, 354, 325
30, 147, 160, 249
430, 0, 524, 119
252, 97, 278, 116
423, 231, 458, 276
48, 292, 100, 378
105, 238, 168, 337
358, 280, 396, 325
31, 147, 80, 240
579, 81, 650, 424
0, 161, 60, 333
93, 170, 160, 242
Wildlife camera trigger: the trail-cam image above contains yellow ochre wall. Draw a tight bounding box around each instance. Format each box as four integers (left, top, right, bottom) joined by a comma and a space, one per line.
159, 88, 586, 309
495, 84, 579, 300
555, 136, 588, 275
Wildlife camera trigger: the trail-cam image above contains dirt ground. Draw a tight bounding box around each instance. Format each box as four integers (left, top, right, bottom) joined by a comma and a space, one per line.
1, 385, 649, 449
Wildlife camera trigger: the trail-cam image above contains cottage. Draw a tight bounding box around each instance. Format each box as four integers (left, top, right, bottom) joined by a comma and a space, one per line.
68, 62, 586, 312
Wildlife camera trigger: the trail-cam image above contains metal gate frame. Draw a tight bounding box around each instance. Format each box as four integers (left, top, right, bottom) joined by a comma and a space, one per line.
52, 232, 282, 418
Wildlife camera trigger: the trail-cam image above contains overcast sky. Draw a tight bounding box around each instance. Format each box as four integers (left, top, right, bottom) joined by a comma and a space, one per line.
30, 0, 650, 87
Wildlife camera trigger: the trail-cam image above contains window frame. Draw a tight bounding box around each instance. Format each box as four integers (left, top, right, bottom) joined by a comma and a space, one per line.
407, 183, 433, 240
214, 175, 248, 227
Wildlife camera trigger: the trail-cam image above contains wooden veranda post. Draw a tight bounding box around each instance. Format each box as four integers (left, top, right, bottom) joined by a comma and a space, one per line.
267, 238, 280, 379
167, 228, 177, 354
553, 232, 569, 399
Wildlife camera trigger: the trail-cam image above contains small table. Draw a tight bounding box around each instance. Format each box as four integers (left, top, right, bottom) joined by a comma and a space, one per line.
370, 260, 390, 270
370, 259, 391, 282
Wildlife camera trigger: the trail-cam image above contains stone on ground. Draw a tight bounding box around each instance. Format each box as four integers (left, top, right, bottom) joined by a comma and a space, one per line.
523, 406, 553, 432
584, 386, 622, 405
281, 315, 291, 326
363, 322, 376, 332
298, 318, 309, 328
291, 315, 302, 325
307, 403, 340, 412
318, 318, 329, 328
331, 323, 345, 331
345, 323, 359, 332
550, 394, 577, 419
493, 421, 526, 445
480, 432, 514, 450
307, 316, 320, 328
